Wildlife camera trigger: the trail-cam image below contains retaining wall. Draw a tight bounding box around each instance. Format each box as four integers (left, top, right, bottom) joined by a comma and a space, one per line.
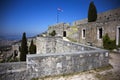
27, 50, 109, 78
36, 37, 96, 54
0, 62, 29, 80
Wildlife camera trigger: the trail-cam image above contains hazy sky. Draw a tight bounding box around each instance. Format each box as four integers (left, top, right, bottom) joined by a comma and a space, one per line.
0, 0, 120, 36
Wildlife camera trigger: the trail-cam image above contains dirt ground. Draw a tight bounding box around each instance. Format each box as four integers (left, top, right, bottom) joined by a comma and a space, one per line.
38, 52, 120, 80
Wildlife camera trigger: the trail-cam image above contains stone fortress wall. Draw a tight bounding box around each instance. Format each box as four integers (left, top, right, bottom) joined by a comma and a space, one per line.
36, 36, 95, 54
27, 50, 109, 79
76, 8, 120, 47
47, 23, 70, 37
47, 8, 120, 47
27, 37, 109, 78
73, 8, 120, 25
0, 62, 28, 80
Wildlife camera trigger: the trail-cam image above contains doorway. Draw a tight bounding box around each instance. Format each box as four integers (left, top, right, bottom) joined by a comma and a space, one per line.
63, 31, 66, 37
118, 28, 120, 45
116, 26, 120, 45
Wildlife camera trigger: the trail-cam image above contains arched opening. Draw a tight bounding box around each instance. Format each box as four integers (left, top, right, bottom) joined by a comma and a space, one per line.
63, 31, 66, 37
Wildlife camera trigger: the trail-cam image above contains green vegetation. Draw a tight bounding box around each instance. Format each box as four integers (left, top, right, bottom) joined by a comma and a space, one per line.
29, 40, 36, 54
67, 37, 77, 42
94, 64, 113, 72
9, 57, 19, 62
20, 32, 28, 61
103, 33, 116, 50
49, 30, 56, 36
95, 71, 120, 80
88, 1, 97, 22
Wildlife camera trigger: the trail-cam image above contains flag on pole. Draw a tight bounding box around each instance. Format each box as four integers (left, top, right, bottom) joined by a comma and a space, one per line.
57, 8, 63, 12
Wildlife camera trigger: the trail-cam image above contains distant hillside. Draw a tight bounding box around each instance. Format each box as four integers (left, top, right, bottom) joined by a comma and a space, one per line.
0, 40, 17, 47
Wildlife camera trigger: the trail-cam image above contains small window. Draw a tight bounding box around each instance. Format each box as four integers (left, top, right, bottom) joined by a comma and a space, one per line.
82, 29, 86, 39
99, 28, 102, 39
98, 28, 103, 39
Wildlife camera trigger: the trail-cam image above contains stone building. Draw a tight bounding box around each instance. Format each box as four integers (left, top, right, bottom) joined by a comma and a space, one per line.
47, 23, 70, 37
48, 8, 120, 47
75, 8, 120, 47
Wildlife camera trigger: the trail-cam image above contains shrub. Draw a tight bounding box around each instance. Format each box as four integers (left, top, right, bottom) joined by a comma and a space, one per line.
49, 30, 56, 36
103, 33, 116, 50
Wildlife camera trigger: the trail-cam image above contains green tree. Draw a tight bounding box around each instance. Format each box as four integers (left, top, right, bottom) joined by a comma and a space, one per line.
20, 32, 28, 61
29, 40, 36, 54
88, 1, 97, 22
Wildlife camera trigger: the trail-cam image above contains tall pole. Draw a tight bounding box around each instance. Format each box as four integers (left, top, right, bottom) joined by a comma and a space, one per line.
57, 9, 59, 23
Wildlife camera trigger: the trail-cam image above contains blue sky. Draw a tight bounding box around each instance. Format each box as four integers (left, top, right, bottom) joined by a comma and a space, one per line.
0, 0, 120, 36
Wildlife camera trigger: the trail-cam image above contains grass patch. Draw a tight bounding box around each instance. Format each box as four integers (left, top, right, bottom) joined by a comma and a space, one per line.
66, 37, 77, 42
96, 72, 113, 80
94, 64, 113, 72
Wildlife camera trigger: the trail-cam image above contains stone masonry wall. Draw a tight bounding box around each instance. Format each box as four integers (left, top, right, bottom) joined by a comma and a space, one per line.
36, 37, 96, 54
71, 8, 120, 47
0, 62, 29, 80
47, 23, 70, 37
27, 50, 109, 78
77, 20, 120, 47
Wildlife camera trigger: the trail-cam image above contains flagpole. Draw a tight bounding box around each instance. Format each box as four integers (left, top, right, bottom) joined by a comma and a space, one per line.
57, 9, 59, 23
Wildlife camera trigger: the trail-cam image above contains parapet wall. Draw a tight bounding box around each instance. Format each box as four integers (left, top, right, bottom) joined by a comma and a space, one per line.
27, 50, 109, 78
0, 62, 28, 80
36, 37, 96, 54
29, 37, 109, 79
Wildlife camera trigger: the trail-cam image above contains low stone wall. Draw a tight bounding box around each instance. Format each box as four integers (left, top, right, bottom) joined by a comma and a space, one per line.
36, 37, 97, 54
27, 50, 109, 79
0, 62, 29, 80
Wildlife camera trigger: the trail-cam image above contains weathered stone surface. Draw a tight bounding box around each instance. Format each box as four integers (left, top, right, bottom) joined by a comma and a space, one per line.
0, 62, 29, 80
36, 37, 96, 54
27, 50, 109, 78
